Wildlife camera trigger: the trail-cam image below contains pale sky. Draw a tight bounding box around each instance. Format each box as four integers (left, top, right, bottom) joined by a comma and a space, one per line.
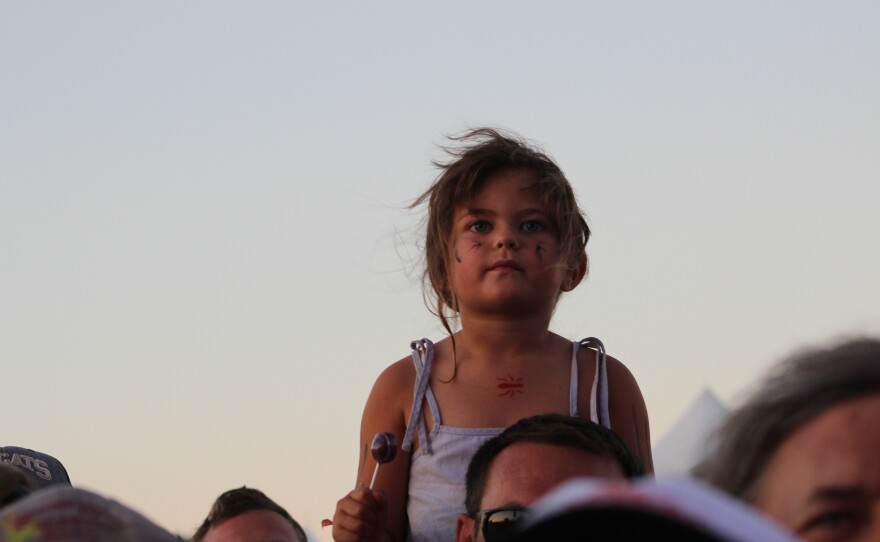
3, 2, 879, 541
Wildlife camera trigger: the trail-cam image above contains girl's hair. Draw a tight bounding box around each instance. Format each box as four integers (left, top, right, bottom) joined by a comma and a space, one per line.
412, 128, 590, 338
691, 337, 880, 501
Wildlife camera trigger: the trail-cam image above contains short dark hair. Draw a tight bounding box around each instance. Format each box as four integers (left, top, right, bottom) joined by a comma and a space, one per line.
0, 463, 35, 507
192, 486, 307, 542
464, 414, 644, 515
692, 337, 880, 501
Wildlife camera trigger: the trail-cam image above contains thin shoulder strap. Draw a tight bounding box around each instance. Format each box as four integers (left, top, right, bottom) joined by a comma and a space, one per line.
569, 341, 580, 417
401, 338, 437, 454
579, 337, 611, 429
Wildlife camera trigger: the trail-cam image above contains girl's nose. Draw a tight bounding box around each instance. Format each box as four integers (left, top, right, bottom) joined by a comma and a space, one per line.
495, 228, 519, 249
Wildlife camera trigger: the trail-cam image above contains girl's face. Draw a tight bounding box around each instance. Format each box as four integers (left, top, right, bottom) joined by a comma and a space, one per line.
448, 169, 581, 318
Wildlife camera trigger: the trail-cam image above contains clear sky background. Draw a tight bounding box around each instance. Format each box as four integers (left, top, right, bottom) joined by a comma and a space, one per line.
3, 2, 878, 540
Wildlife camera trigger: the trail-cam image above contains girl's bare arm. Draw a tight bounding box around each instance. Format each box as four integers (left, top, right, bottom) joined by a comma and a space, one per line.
333, 359, 414, 542
606, 355, 654, 473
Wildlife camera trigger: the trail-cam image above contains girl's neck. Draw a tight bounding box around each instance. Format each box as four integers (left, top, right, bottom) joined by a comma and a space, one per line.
454, 313, 555, 359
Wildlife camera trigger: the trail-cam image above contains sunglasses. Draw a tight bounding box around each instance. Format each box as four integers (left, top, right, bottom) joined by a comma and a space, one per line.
474, 506, 529, 542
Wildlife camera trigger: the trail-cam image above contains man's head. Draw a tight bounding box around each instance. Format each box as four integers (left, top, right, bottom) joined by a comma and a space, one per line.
457, 414, 644, 542
193, 487, 307, 542
0, 446, 71, 490
693, 338, 880, 541
0, 463, 34, 508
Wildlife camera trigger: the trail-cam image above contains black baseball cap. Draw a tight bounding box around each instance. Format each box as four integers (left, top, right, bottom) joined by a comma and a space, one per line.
0, 446, 71, 489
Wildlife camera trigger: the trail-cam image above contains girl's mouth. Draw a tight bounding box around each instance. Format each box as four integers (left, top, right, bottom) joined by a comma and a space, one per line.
488, 260, 522, 272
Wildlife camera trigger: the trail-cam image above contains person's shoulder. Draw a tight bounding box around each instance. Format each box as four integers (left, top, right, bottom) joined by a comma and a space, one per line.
606, 354, 647, 409
373, 354, 418, 391
366, 346, 425, 414
362, 353, 419, 435
572, 345, 645, 410
605, 352, 653, 472
606, 354, 639, 387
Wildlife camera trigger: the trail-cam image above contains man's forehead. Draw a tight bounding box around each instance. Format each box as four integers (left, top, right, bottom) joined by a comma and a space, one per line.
203, 510, 302, 542
480, 442, 624, 509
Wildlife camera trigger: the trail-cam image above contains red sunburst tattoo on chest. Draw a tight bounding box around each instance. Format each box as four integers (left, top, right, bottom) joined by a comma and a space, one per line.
497, 375, 524, 397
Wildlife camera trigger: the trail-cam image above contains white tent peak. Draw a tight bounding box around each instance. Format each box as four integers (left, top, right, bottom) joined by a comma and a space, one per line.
653, 388, 728, 477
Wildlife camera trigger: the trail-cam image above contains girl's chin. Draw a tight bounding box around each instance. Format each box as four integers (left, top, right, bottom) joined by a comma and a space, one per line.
463, 297, 556, 318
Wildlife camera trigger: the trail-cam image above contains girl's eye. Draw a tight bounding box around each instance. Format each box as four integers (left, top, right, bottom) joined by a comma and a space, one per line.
521, 220, 543, 233
469, 221, 491, 233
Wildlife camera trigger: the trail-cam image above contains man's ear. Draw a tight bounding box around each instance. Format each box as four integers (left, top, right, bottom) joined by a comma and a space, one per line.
456, 513, 476, 542
561, 252, 588, 292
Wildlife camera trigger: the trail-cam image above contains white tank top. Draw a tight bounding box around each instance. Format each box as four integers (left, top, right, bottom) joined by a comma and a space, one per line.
400, 337, 610, 542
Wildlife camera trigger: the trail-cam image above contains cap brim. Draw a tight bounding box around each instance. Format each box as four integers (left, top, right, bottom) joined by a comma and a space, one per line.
514, 478, 796, 542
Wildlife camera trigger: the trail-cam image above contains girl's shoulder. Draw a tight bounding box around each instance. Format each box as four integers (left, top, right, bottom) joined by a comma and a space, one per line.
371, 354, 418, 402
606, 354, 644, 400
368, 337, 451, 410
572, 342, 643, 408
361, 354, 419, 451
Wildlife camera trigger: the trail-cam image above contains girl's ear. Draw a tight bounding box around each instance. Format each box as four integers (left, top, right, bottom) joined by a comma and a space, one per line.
561, 253, 588, 292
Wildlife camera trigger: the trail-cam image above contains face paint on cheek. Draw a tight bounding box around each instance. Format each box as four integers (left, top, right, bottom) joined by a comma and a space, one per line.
454, 242, 481, 263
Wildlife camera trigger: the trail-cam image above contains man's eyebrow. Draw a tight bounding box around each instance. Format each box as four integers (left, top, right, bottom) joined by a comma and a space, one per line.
809, 485, 869, 503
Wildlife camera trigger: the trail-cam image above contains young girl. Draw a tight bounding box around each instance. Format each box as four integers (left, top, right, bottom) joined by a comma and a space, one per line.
332, 129, 652, 542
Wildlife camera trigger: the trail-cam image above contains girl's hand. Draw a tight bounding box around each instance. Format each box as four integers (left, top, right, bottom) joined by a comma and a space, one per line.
332, 487, 389, 542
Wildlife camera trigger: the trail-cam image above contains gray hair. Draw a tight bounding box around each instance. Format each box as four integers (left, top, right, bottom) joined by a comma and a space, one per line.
692, 337, 880, 501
